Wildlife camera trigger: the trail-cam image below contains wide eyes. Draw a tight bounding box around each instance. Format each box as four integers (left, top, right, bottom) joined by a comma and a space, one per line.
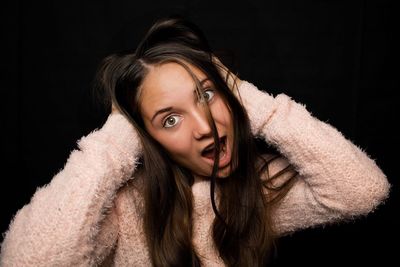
161, 88, 215, 129
163, 115, 182, 128
203, 89, 215, 102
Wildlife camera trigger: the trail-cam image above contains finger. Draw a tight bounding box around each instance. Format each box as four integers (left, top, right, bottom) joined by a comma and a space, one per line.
111, 103, 119, 114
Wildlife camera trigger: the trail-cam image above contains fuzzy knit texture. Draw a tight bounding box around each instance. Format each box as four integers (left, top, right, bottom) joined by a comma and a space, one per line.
0, 81, 390, 267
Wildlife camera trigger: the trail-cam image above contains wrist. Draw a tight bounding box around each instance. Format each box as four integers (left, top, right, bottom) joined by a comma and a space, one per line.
238, 81, 276, 135
101, 113, 142, 156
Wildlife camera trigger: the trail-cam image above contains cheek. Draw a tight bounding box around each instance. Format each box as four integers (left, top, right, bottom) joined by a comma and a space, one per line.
151, 130, 193, 159
211, 101, 232, 128
164, 140, 192, 157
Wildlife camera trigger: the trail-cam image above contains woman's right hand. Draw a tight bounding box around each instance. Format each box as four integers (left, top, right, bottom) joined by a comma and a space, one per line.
111, 102, 120, 114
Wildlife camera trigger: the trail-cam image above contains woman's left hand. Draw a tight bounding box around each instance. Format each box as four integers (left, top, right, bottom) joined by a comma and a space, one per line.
212, 56, 242, 94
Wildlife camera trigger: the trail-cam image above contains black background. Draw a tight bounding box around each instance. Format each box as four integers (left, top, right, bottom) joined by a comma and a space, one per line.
1, 0, 398, 266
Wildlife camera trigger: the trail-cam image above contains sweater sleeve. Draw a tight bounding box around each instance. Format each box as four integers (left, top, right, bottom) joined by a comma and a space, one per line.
238, 81, 391, 235
0, 113, 142, 266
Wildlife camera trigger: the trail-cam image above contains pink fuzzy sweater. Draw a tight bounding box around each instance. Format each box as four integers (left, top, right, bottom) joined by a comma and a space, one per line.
0, 81, 390, 266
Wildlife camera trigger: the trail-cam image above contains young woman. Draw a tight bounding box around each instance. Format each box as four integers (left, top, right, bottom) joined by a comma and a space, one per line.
0, 16, 390, 267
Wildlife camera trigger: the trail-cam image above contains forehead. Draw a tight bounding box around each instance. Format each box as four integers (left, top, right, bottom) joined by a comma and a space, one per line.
139, 62, 207, 115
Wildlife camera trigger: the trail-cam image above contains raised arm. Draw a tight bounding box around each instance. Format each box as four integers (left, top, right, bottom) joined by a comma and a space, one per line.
238, 80, 390, 235
0, 113, 142, 266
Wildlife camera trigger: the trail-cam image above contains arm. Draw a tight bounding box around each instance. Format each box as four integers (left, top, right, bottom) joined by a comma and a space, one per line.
238, 81, 391, 235
0, 113, 142, 266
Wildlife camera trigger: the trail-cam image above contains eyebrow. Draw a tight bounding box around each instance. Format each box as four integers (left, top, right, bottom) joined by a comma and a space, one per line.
150, 78, 210, 123
151, 107, 173, 123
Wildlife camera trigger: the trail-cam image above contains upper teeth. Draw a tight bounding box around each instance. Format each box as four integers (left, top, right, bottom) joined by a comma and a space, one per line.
204, 145, 214, 152
203, 137, 226, 154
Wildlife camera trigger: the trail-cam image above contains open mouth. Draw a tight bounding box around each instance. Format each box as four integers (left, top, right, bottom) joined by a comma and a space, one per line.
201, 136, 227, 160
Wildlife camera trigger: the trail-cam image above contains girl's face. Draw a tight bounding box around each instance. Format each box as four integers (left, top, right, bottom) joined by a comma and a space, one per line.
139, 62, 234, 179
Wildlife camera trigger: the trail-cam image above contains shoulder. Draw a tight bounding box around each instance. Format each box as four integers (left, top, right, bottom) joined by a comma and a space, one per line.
257, 153, 291, 176
114, 166, 146, 218
258, 153, 298, 186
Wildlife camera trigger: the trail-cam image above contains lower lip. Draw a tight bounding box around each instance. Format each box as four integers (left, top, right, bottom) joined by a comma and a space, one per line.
202, 139, 231, 169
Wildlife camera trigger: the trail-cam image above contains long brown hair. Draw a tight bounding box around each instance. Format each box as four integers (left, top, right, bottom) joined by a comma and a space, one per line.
94, 15, 297, 267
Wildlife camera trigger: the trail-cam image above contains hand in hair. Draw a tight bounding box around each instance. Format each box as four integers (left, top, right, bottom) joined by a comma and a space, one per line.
111, 100, 125, 115
111, 102, 119, 114
212, 56, 242, 95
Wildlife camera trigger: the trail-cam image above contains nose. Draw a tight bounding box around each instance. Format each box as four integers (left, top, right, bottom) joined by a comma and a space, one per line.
192, 108, 212, 140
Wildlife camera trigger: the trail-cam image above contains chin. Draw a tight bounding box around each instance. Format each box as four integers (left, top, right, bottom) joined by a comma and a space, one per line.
216, 166, 232, 178
195, 163, 234, 179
